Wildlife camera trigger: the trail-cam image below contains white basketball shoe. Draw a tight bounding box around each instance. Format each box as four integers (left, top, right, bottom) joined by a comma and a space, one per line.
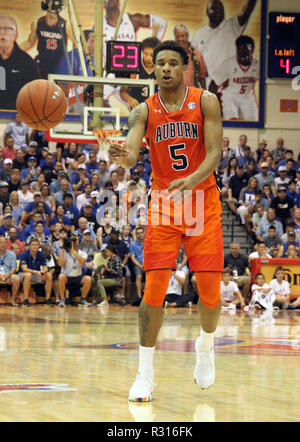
128, 373, 155, 402
194, 337, 215, 389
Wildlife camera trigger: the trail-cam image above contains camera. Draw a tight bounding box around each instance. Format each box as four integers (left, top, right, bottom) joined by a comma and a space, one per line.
63, 237, 77, 251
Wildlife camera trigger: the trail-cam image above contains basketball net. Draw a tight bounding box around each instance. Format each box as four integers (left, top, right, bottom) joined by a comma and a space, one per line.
93, 128, 123, 153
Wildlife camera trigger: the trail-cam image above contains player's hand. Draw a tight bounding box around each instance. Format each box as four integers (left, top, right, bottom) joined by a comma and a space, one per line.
108, 143, 128, 164
127, 96, 139, 110
167, 177, 196, 201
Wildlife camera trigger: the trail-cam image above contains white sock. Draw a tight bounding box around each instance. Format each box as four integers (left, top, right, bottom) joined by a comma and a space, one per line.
196, 329, 216, 354
138, 345, 155, 379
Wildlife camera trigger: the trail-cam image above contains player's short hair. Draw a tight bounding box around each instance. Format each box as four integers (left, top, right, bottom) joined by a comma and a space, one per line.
153, 40, 189, 66
236, 35, 255, 52
141, 37, 160, 51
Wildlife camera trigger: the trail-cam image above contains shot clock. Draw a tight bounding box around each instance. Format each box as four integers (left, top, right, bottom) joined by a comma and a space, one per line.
268, 12, 300, 78
106, 41, 141, 75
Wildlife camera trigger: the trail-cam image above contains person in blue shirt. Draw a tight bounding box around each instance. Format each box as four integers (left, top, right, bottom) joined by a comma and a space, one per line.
63, 192, 79, 223
286, 180, 300, 207
283, 231, 299, 257
86, 152, 99, 174
21, 212, 50, 242
0, 213, 19, 238
0, 236, 21, 306
130, 226, 145, 303
39, 152, 56, 172
49, 203, 73, 233
20, 191, 52, 226
20, 156, 39, 182
20, 237, 53, 306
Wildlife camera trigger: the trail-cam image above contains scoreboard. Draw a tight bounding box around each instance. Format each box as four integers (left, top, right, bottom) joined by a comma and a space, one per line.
268, 12, 300, 78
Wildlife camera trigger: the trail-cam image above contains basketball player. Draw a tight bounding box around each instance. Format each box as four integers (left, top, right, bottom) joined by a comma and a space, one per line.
191, 0, 257, 84
210, 35, 259, 121
109, 41, 223, 401
173, 24, 207, 89
20, 0, 73, 79
120, 37, 160, 110
0, 14, 38, 110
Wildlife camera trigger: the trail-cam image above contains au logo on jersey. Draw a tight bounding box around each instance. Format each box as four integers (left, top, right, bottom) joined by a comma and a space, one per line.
188, 102, 196, 110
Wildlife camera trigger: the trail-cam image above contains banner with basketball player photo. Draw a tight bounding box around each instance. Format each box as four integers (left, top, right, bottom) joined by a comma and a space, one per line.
0, 0, 266, 128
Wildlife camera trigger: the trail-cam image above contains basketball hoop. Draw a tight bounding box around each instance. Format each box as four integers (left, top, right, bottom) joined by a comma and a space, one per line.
93, 128, 123, 152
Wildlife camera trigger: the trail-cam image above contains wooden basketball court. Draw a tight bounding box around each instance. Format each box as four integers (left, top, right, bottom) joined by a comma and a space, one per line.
0, 305, 299, 422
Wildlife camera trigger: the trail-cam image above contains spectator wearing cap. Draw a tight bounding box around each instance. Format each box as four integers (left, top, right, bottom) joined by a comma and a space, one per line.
20, 238, 53, 306
76, 183, 92, 212
54, 178, 75, 205
89, 190, 101, 215
86, 152, 99, 174
20, 192, 53, 226
17, 180, 33, 209
237, 146, 256, 169
281, 222, 300, 243
227, 165, 250, 215
0, 159, 13, 182
50, 168, 72, 194
20, 156, 38, 183
73, 217, 98, 247
49, 204, 73, 233
6, 226, 25, 254
283, 231, 299, 257
21, 211, 51, 242
254, 162, 276, 192
2, 135, 17, 161
26, 220, 51, 246
274, 166, 290, 190
0, 213, 15, 237
78, 201, 100, 233
0, 181, 10, 207
79, 229, 99, 275
71, 163, 90, 195
270, 186, 294, 229
8, 169, 21, 193
24, 141, 38, 163
98, 160, 110, 188
256, 208, 284, 242
63, 192, 79, 224
5, 114, 29, 149
13, 148, 27, 171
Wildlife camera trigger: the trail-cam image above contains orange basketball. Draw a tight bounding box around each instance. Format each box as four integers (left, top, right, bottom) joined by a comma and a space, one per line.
16, 79, 67, 130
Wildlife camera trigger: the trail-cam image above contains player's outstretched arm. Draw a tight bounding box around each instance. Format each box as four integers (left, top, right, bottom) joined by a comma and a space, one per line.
238, 0, 257, 27
108, 102, 147, 169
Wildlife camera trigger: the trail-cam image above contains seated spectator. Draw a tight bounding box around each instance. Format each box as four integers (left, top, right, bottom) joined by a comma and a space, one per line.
283, 231, 299, 257
97, 211, 113, 247
286, 244, 299, 259
248, 242, 272, 261
271, 138, 286, 163
63, 192, 79, 224
286, 180, 299, 207
50, 204, 72, 233
252, 204, 267, 232
248, 273, 275, 311
86, 152, 99, 174
254, 161, 276, 193
0, 236, 21, 306
0, 181, 10, 207
270, 186, 294, 230
281, 221, 300, 244
296, 170, 300, 193
79, 229, 99, 275
5, 113, 29, 149
21, 212, 50, 243
61, 142, 79, 172
220, 270, 245, 309
40, 152, 56, 174
0, 213, 16, 237
50, 169, 70, 194
71, 163, 89, 196
292, 207, 300, 230
111, 206, 126, 233
227, 165, 250, 215
256, 208, 284, 241
164, 256, 194, 308
76, 183, 92, 212
269, 266, 290, 309
9, 191, 23, 228
98, 160, 110, 188
3, 135, 17, 161
274, 166, 290, 190
20, 238, 53, 306
234, 134, 251, 158
253, 140, 267, 164
78, 201, 99, 233
237, 146, 256, 170
41, 183, 56, 212
26, 220, 51, 246
224, 243, 251, 302
121, 224, 132, 248
108, 227, 130, 299
130, 168, 146, 193
8, 168, 21, 193
285, 159, 297, 181
220, 157, 238, 200
20, 156, 39, 183
87, 190, 101, 217
277, 149, 298, 173
13, 148, 27, 171
54, 178, 75, 206
261, 183, 274, 208
93, 243, 125, 306
52, 227, 68, 260
20, 191, 52, 226
237, 177, 259, 224
130, 226, 145, 304
90, 172, 101, 193
263, 225, 284, 258
57, 233, 92, 307
18, 180, 33, 209
74, 217, 98, 246
0, 159, 13, 183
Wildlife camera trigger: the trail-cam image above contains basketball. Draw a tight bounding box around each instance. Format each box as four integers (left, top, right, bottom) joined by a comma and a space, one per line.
16, 79, 67, 130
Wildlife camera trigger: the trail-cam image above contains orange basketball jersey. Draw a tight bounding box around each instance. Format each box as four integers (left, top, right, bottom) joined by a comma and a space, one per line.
144, 86, 216, 192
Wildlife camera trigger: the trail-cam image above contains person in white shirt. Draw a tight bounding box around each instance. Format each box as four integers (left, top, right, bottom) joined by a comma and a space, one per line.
249, 273, 275, 310
5, 113, 29, 149
269, 266, 291, 309
164, 259, 193, 308
221, 270, 245, 308
248, 242, 272, 261
76, 183, 92, 212
274, 166, 291, 190
17, 180, 34, 208
191, 0, 257, 86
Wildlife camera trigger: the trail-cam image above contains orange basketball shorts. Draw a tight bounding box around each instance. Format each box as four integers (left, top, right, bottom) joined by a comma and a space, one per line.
143, 186, 224, 272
